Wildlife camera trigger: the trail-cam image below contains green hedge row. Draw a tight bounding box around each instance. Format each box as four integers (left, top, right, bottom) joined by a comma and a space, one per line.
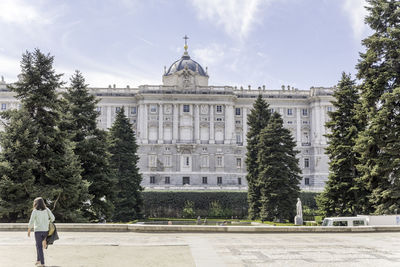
142, 190, 320, 218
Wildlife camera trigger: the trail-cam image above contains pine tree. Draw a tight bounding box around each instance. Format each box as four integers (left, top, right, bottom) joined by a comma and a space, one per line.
109, 107, 143, 221
0, 109, 37, 222
245, 94, 271, 219
356, 88, 400, 214
317, 73, 363, 216
257, 112, 301, 222
0, 49, 89, 222
61, 71, 116, 222
355, 0, 400, 213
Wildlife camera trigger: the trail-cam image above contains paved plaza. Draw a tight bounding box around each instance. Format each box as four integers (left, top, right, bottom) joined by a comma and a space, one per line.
0, 231, 399, 266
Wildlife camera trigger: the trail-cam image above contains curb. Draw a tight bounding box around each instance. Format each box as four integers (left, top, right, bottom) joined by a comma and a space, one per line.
1, 223, 400, 233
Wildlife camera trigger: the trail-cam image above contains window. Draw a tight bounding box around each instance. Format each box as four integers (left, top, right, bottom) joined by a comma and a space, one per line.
268, 108, 274, 113
150, 176, 155, 184
235, 108, 241, 115
216, 117, 223, 121
333, 221, 348, 226
202, 177, 208, 184
165, 147, 170, 151
305, 178, 310, 185
304, 158, 310, 168
149, 155, 157, 167
236, 158, 242, 168
238, 178, 242, 185
201, 155, 209, 167
303, 121, 308, 124
131, 107, 137, 114
164, 155, 171, 167
236, 133, 242, 144
185, 156, 190, 166
235, 120, 241, 125
353, 220, 365, 226
183, 105, 190, 112
183, 177, 190, 185
216, 156, 223, 167
287, 121, 293, 124
165, 176, 170, 184
287, 108, 293, 116
96, 106, 101, 114
1, 103, 6, 110
202, 147, 207, 152
302, 109, 308, 116
217, 177, 222, 185
115, 107, 121, 112
216, 105, 222, 113
327, 106, 333, 112
150, 105, 157, 113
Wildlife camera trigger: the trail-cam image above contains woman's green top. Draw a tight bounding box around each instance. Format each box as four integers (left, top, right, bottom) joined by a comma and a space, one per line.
28, 208, 55, 232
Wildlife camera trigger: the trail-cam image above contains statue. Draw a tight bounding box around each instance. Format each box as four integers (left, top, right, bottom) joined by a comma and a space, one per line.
294, 198, 303, 225
296, 198, 302, 218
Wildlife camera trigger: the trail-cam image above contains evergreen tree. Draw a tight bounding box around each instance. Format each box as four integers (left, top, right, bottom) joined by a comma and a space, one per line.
61, 71, 116, 221
0, 109, 37, 222
0, 49, 89, 222
317, 73, 363, 216
245, 94, 271, 219
109, 107, 143, 221
355, 88, 400, 214
257, 112, 301, 222
355, 0, 400, 213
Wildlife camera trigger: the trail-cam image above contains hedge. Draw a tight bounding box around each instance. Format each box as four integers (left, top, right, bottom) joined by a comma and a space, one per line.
142, 190, 320, 218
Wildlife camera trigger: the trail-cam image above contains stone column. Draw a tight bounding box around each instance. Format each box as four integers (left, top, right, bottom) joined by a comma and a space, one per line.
243, 107, 248, 146
194, 104, 200, 143
224, 104, 234, 144
106, 106, 112, 129
142, 104, 148, 144
209, 104, 215, 144
296, 107, 301, 147
173, 104, 179, 143
320, 106, 326, 145
158, 103, 163, 144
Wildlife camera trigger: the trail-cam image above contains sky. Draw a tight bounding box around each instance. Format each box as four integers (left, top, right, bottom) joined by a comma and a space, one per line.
0, 0, 369, 90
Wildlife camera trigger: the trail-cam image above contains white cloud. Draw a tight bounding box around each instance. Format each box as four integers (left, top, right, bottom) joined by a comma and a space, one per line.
0, 54, 21, 82
342, 0, 368, 40
190, 0, 273, 39
0, 0, 50, 25
192, 43, 225, 66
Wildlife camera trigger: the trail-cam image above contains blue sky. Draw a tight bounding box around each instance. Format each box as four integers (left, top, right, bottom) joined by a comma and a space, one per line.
0, 0, 369, 90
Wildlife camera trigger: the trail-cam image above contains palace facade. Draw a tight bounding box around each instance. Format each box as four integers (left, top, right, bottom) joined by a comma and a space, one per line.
0, 46, 334, 192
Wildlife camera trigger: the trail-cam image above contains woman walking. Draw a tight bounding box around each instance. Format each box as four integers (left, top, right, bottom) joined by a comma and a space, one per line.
27, 197, 55, 267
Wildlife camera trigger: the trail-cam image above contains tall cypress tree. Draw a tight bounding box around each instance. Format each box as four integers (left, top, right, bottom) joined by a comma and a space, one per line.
61, 71, 116, 221
355, 0, 400, 213
257, 112, 301, 222
109, 108, 143, 221
0, 49, 89, 222
317, 73, 363, 216
245, 94, 271, 219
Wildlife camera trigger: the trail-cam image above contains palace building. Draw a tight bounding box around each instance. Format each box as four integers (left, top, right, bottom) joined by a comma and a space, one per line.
0, 41, 334, 192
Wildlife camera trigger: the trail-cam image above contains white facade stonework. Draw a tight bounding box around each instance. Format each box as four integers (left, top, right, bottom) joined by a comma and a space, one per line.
0, 49, 334, 192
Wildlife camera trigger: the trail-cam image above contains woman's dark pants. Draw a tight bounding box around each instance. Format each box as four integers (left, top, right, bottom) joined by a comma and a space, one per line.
35, 231, 48, 265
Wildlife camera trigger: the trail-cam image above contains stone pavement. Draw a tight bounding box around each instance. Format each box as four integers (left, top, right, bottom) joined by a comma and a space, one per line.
0, 231, 400, 266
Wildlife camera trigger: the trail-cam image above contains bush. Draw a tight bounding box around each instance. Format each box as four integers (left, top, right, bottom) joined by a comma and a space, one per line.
142, 190, 248, 218
182, 201, 195, 218
142, 190, 320, 219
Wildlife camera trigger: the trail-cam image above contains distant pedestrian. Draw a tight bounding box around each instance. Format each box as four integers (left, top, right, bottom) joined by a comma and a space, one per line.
27, 197, 55, 267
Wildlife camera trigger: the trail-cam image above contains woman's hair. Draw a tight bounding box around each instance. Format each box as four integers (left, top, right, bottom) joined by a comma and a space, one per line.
33, 197, 46, 211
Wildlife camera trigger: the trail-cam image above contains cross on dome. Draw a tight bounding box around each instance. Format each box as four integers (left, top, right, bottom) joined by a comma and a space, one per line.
183, 35, 189, 51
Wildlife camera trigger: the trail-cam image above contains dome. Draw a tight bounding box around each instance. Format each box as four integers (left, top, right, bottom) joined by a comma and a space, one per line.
164, 52, 208, 77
